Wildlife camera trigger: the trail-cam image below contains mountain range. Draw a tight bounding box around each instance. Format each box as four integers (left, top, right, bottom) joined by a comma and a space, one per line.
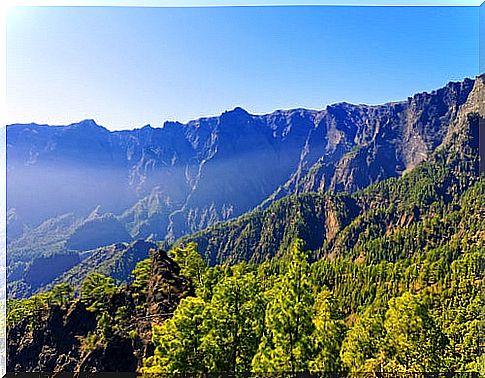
6, 74, 484, 298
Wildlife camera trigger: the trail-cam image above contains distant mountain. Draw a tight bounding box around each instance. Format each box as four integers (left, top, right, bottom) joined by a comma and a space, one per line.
42, 240, 159, 292
7, 211, 135, 297
6, 75, 484, 373
7, 77, 476, 245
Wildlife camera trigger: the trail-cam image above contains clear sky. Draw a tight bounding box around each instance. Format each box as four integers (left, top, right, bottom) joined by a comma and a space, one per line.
7, 5, 480, 130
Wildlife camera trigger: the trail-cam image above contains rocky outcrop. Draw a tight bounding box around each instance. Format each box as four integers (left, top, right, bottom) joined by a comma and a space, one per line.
7, 301, 97, 372
146, 248, 193, 317
7, 249, 192, 373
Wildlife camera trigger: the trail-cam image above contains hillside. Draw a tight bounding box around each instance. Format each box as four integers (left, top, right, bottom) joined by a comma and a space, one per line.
7, 212, 136, 298
7, 165, 483, 372
6, 75, 483, 300
42, 240, 159, 292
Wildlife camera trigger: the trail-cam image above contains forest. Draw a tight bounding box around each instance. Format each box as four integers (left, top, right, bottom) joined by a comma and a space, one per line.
7, 230, 483, 374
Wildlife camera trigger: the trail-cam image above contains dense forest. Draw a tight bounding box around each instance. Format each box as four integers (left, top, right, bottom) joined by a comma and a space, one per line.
7, 165, 484, 373
7, 232, 483, 373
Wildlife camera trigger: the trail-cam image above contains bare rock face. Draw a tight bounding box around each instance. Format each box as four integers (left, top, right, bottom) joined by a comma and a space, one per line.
78, 335, 138, 372
7, 302, 97, 372
278, 78, 476, 197
178, 75, 484, 266
146, 248, 193, 317
443, 74, 485, 150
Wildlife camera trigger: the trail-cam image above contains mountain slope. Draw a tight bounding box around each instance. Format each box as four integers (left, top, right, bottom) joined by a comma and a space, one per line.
176, 75, 484, 266
42, 240, 159, 292
6, 76, 484, 374
7, 211, 134, 298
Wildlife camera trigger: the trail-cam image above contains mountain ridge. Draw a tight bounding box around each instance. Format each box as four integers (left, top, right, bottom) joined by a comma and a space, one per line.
8, 76, 472, 133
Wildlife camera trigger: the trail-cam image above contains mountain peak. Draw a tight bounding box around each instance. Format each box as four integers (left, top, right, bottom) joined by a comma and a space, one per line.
66, 119, 111, 134
226, 107, 249, 116
72, 119, 102, 128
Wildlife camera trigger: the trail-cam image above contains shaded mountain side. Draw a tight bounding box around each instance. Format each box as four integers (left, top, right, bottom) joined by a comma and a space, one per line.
7, 77, 477, 245
41, 240, 159, 292
7, 249, 192, 372
177, 81, 483, 266
7, 212, 135, 298
261, 77, 475, 204
7, 251, 81, 299
8, 213, 82, 265
8, 211, 133, 266
6, 83, 484, 372
65, 213, 132, 251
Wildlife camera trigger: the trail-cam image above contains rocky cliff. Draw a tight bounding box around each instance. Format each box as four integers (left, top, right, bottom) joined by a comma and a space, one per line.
7, 248, 191, 372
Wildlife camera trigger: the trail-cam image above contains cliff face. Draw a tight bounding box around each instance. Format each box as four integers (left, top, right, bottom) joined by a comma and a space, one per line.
7, 302, 98, 372
7, 249, 190, 372
7, 76, 481, 299
6, 75, 483, 373
7, 77, 476, 246
270, 78, 475, 197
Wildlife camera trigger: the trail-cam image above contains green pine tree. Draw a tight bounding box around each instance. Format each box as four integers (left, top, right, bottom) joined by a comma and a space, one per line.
252, 239, 314, 373
143, 296, 208, 373
382, 291, 447, 372
201, 265, 266, 372
308, 289, 345, 373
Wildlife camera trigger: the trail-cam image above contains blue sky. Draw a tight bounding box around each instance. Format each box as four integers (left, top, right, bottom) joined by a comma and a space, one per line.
7, 5, 480, 130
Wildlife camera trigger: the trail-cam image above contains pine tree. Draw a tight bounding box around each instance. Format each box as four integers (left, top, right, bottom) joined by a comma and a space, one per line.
143, 296, 208, 373
382, 291, 446, 372
170, 242, 207, 289
80, 272, 117, 313
252, 239, 314, 373
201, 265, 265, 372
340, 300, 386, 372
131, 258, 151, 296
308, 289, 345, 373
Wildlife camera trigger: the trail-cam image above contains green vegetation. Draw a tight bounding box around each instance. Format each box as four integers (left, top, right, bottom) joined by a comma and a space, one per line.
7, 283, 74, 330
139, 236, 482, 373
138, 116, 483, 373
179, 109, 481, 269
7, 216, 483, 373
